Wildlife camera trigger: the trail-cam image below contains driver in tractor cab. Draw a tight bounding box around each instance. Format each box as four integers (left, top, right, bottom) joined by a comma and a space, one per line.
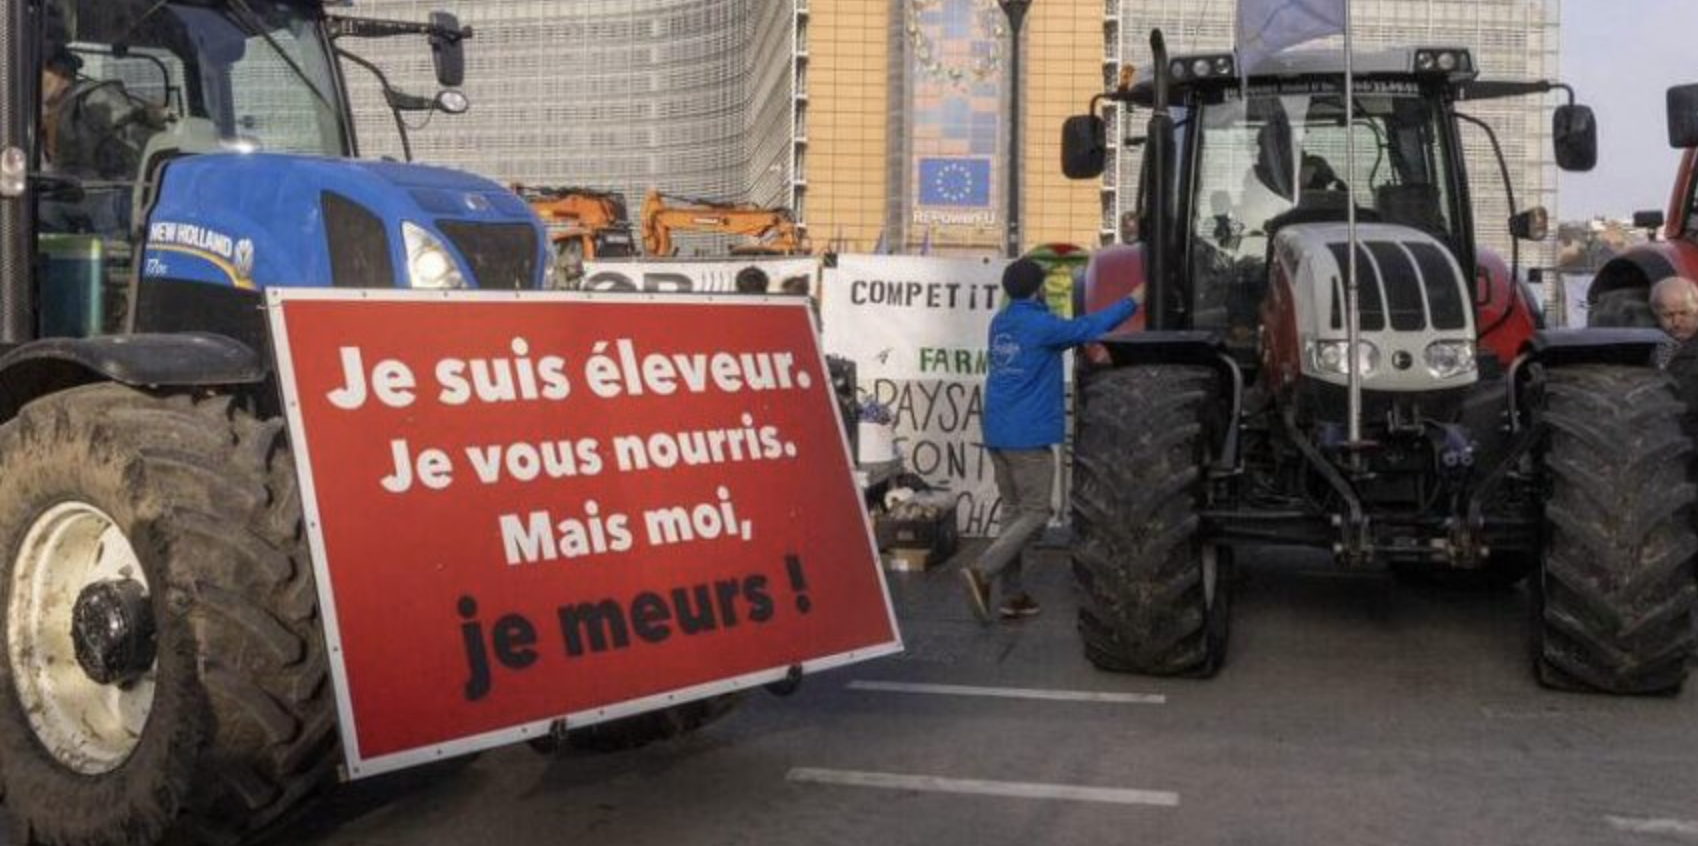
1241, 118, 1346, 234
38, 2, 167, 235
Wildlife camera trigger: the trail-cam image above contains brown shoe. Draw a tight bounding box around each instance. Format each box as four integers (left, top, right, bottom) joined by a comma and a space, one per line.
999, 593, 1040, 619
959, 568, 991, 624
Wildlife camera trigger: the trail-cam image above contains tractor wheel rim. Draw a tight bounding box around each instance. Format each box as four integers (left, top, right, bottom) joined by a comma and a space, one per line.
7, 502, 156, 774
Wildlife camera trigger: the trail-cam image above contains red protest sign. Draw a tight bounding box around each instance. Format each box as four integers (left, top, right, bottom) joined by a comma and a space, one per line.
267, 290, 901, 777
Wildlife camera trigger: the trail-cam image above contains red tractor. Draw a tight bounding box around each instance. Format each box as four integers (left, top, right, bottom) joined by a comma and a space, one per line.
1587, 83, 1698, 324
1061, 31, 1694, 693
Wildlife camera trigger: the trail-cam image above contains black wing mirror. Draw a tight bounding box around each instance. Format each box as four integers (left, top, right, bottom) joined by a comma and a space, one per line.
430, 11, 466, 88
1061, 114, 1106, 179
1509, 206, 1549, 242
1669, 83, 1698, 148
1553, 104, 1597, 172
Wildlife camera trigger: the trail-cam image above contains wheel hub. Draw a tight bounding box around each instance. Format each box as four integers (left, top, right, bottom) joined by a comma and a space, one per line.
7, 501, 157, 774
72, 579, 156, 686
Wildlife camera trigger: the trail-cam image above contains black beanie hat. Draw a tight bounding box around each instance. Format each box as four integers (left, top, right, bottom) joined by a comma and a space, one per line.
1002, 257, 1044, 300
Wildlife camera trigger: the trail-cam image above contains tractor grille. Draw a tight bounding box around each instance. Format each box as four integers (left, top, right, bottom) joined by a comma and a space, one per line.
436, 221, 538, 291
323, 192, 394, 288
1327, 241, 1466, 332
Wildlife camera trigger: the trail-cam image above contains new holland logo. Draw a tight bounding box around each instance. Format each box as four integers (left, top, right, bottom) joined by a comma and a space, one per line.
233, 238, 255, 282
147, 221, 257, 289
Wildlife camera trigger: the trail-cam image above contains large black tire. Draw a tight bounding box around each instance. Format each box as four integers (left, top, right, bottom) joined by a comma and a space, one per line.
1071, 366, 1230, 677
1533, 366, 1697, 694
0, 384, 337, 846
1587, 287, 1655, 329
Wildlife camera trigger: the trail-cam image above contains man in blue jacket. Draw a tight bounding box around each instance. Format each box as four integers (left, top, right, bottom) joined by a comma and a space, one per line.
961, 258, 1139, 622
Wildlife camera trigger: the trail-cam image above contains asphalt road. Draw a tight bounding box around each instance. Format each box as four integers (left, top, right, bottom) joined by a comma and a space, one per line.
56, 543, 1698, 845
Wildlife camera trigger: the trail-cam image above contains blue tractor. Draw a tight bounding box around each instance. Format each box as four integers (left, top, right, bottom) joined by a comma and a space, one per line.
0, 2, 553, 844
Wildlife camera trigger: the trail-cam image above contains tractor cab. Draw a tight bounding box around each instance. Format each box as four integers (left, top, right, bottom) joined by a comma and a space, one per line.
30, 0, 362, 335
2, 0, 532, 349
1066, 45, 1594, 371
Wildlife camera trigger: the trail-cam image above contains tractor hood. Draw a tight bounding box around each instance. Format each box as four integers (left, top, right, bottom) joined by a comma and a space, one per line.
142, 153, 545, 292
1273, 222, 1478, 392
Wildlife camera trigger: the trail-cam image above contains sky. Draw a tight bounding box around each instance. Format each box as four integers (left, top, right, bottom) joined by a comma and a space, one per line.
1557, 0, 1692, 221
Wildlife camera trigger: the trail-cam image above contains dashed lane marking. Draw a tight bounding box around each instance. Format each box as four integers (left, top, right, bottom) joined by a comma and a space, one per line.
786, 768, 1180, 807
846, 680, 1165, 705
1606, 816, 1698, 839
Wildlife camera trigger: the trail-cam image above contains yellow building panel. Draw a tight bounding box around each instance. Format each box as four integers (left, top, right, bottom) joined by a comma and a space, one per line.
1024, 0, 1111, 250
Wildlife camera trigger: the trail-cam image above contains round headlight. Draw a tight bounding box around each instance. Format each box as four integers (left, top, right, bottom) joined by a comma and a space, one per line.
1170, 60, 1188, 80
1437, 52, 1458, 71
1192, 58, 1213, 78
413, 250, 450, 283
1317, 341, 1344, 372
1416, 53, 1436, 71
436, 89, 470, 115
1424, 340, 1477, 378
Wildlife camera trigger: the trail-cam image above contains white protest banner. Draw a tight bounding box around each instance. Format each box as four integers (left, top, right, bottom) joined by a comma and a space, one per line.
581, 258, 820, 295
822, 254, 1007, 535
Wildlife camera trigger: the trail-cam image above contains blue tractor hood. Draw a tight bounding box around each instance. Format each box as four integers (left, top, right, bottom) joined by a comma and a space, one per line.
140, 152, 547, 291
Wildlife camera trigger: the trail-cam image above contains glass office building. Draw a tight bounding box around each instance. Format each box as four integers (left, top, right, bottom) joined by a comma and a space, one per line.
345, 0, 1559, 264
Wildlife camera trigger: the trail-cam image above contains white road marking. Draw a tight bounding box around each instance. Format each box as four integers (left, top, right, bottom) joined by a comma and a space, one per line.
787, 767, 1179, 807
847, 680, 1165, 705
1606, 816, 1698, 839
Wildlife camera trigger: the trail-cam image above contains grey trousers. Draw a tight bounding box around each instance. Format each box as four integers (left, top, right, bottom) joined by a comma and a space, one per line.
974, 447, 1055, 595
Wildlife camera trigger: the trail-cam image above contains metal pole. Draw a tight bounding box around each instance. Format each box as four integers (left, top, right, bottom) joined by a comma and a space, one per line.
1000, 0, 1031, 258
1343, 0, 1362, 451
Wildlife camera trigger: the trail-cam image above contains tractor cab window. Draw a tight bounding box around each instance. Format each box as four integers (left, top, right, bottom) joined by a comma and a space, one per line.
34, 0, 347, 337
1187, 83, 1457, 344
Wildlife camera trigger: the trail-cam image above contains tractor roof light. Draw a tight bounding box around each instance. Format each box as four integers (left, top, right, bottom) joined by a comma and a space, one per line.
1413, 48, 1475, 80
1170, 53, 1235, 83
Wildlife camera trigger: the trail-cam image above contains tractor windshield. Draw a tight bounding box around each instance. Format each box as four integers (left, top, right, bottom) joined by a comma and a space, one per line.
37, 0, 347, 334
42, 0, 347, 182
1187, 83, 1457, 337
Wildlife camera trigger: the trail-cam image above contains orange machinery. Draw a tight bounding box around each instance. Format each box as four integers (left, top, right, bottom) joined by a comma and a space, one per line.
517, 185, 638, 266
639, 189, 811, 257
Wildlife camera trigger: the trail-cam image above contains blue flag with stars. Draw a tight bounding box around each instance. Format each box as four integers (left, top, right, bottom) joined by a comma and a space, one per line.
919, 157, 991, 208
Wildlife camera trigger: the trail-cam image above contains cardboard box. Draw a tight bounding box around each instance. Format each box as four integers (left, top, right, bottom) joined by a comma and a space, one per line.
874, 508, 958, 557
886, 546, 950, 572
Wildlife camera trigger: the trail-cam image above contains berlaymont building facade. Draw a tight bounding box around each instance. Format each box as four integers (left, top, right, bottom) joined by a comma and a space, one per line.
347, 0, 1560, 263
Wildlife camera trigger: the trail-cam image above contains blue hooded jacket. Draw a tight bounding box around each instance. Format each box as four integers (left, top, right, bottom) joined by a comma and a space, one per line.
982, 296, 1137, 449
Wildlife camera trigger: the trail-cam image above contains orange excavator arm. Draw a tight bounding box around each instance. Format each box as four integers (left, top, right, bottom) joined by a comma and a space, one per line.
640, 189, 810, 257
516, 185, 635, 260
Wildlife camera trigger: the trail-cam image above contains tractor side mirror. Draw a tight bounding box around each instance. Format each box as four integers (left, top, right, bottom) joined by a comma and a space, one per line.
1552, 104, 1597, 172
1668, 83, 1698, 148
1061, 114, 1106, 179
1509, 206, 1549, 242
1633, 209, 1666, 233
429, 11, 466, 88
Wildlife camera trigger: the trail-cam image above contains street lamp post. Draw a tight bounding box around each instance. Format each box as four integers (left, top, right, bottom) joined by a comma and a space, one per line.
999, 0, 1032, 258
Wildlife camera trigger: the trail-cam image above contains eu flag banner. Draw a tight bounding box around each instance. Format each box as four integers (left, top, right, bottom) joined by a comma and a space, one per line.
919, 158, 992, 208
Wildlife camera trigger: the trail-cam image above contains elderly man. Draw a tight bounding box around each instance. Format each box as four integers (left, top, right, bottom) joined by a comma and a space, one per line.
1651, 275, 1698, 442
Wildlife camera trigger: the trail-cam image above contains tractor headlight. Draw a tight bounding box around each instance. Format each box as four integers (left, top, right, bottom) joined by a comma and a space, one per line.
1309, 339, 1380, 378
1424, 340, 1477, 379
402, 222, 467, 290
